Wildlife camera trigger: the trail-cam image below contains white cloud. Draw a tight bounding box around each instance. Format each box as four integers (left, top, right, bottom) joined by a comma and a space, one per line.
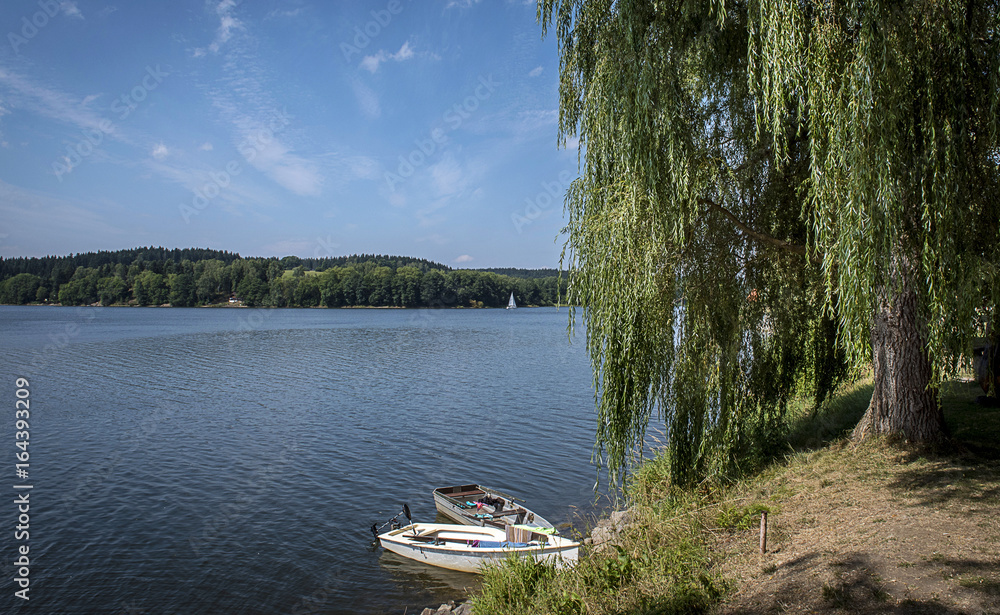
454, 254, 474, 264
347, 156, 379, 180
267, 7, 304, 18
430, 156, 465, 196
0, 68, 115, 138
60, 2, 84, 19
361, 41, 416, 73
445, 0, 482, 8
529, 66, 543, 78
151, 143, 169, 160
267, 156, 323, 196
199, 142, 213, 151
193, 0, 244, 56
245, 137, 323, 196
514, 109, 559, 135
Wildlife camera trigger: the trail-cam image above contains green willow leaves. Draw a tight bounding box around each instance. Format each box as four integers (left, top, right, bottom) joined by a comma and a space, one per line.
542, 0, 999, 486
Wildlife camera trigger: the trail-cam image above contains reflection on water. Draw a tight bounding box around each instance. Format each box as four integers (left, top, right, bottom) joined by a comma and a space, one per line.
0, 306, 600, 614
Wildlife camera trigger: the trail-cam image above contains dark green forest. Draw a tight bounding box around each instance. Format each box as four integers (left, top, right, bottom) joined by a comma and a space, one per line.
0, 248, 566, 308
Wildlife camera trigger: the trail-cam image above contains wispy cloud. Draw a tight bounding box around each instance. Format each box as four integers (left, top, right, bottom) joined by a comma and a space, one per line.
0, 67, 114, 137
151, 142, 169, 160
453, 254, 474, 263
0, 180, 136, 257
199, 142, 213, 151
193, 6, 329, 199
360, 41, 416, 74
528, 66, 543, 78
249, 138, 322, 196
266, 7, 304, 19
351, 79, 381, 119
193, 0, 243, 57
430, 156, 465, 196
60, 1, 84, 20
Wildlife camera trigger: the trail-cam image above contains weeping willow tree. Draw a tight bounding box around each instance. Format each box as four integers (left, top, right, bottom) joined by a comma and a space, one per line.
540, 0, 1000, 486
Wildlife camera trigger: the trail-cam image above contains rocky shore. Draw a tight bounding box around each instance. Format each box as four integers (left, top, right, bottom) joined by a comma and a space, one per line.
582, 508, 633, 553
417, 600, 472, 615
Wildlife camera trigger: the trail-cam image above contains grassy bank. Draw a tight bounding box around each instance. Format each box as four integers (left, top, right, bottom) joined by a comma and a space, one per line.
472, 380, 1000, 614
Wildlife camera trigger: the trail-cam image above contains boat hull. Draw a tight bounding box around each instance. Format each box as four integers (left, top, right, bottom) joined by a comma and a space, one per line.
378, 523, 578, 574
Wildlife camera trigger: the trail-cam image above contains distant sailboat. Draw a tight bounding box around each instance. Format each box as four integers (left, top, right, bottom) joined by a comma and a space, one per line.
506, 292, 517, 309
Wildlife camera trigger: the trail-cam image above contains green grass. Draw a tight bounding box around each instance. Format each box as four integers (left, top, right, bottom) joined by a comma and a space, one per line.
474, 488, 728, 614
471, 379, 1000, 614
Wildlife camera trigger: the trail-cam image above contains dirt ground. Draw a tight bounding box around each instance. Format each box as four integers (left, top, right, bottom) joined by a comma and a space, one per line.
712, 439, 1000, 614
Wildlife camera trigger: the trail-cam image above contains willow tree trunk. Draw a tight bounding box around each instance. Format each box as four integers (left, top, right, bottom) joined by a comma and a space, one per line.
852, 254, 948, 442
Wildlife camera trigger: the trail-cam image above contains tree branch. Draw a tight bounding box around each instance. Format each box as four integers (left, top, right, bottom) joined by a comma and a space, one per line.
698, 197, 810, 258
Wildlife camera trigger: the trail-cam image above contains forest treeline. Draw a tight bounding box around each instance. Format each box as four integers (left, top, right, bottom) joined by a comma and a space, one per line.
0, 248, 566, 308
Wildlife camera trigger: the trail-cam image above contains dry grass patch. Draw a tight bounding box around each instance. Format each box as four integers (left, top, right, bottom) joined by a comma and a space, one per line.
713, 436, 1000, 614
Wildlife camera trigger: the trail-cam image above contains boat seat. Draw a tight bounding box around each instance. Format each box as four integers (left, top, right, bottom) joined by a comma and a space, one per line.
445, 490, 486, 499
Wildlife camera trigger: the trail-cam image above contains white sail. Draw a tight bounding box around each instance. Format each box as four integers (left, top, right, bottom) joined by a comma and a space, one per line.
507, 292, 517, 309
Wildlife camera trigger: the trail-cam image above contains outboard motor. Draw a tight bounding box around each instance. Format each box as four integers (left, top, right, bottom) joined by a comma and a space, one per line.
371, 504, 412, 541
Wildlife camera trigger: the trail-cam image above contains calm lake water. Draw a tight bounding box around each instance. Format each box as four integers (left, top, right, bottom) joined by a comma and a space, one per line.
0, 306, 604, 614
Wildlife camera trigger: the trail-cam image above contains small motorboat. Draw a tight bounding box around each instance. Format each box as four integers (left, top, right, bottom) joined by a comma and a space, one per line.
432, 484, 555, 531
377, 522, 578, 574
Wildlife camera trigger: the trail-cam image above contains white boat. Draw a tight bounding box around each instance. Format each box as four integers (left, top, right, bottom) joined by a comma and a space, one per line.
378, 523, 578, 574
506, 292, 517, 309
432, 484, 554, 531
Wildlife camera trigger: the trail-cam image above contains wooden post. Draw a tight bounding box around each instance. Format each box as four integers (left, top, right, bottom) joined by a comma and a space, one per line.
759, 511, 768, 554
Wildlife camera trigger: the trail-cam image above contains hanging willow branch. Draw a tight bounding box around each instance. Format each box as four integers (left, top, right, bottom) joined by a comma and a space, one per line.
543, 0, 1000, 485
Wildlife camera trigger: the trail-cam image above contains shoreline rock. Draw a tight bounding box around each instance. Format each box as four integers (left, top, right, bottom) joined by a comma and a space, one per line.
583, 507, 633, 553
418, 600, 472, 615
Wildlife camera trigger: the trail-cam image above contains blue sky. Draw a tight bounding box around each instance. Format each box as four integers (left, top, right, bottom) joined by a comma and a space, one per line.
0, 0, 578, 268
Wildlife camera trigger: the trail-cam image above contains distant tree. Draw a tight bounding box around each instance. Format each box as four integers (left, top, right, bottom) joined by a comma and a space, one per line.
471, 273, 502, 307
393, 266, 423, 307
421, 270, 446, 306
280, 255, 303, 270
295, 276, 321, 307
1, 273, 41, 304
96, 277, 129, 306
133, 271, 168, 306
236, 275, 268, 307
366, 266, 393, 306
320, 268, 345, 307
168, 273, 196, 307
57, 280, 90, 306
